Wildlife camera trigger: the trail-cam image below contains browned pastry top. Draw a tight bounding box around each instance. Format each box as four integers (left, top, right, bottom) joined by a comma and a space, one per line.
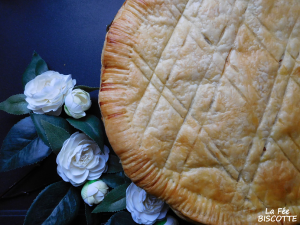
99, 0, 300, 224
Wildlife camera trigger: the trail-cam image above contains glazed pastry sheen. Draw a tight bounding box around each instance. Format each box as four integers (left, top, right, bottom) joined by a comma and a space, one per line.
99, 0, 300, 224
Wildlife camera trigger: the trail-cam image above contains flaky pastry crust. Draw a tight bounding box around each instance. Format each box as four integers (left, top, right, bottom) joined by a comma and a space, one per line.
99, 0, 300, 224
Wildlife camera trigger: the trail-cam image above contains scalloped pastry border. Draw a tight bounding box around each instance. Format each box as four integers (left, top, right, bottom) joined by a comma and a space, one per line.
99, 0, 300, 224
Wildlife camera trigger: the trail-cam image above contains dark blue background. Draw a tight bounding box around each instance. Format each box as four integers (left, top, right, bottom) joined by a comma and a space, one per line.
0, 0, 125, 224
0, 1, 193, 224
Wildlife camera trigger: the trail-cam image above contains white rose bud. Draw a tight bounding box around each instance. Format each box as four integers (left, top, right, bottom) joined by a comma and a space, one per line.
56, 132, 109, 187
126, 183, 169, 225
24, 70, 76, 116
64, 89, 91, 119
81, 180, 108, 206
155, 216, 179, 225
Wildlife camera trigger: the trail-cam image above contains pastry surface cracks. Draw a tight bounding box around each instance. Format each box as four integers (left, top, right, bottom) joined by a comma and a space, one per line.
99, 0, 300, 224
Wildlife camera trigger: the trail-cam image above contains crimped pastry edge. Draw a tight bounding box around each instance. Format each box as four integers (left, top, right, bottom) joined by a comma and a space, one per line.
98, 0, 300, 224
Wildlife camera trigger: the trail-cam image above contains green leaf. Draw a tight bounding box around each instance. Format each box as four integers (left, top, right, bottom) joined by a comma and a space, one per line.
117, 171, 132, 183
41, 120, 71, 155
30, 113, 73, 147
22, 52, 48, 89
92, 183, 129, 213
0, 154, 60, 199
0, 94, 30, 115
105, 211, 137, 225
101, 173, 128, 188
154, 220, 167, 225
74, 85, 99, 93
106, 155, 123, 173
0, 117, 51, 172
24, 181, 81, 225
67, 115, 104, 152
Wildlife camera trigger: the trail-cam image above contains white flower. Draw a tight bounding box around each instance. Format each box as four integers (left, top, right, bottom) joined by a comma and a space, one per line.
165, 216, 179, 225
24, 70, 76, 116
158, 216, 179, 225
126, 183, 169, 225
56, 132, 109, 187
64, 88, 92, 119
81, 179, 109, 206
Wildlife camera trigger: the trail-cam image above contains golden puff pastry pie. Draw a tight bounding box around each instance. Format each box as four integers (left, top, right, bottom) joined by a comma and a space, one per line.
99, 0, 300, 224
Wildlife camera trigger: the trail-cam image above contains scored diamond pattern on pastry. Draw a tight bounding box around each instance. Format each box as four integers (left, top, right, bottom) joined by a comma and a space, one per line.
100, 0, 300, 223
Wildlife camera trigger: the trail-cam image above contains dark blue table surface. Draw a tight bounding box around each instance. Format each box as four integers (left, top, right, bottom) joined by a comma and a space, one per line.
0, 1, 125, 224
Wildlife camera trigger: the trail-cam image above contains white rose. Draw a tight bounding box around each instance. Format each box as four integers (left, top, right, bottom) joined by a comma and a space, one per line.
56, 132, 109, 187
156, 216, 179, 225
165, 216, 179, 225
64, 89, 91, 119
24, 71, 76, 115
81, 179, 109, 206
126, 183, 169, 225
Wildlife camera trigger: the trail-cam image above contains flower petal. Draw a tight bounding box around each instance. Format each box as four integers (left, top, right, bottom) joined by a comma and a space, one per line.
86, 185, 98, 197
